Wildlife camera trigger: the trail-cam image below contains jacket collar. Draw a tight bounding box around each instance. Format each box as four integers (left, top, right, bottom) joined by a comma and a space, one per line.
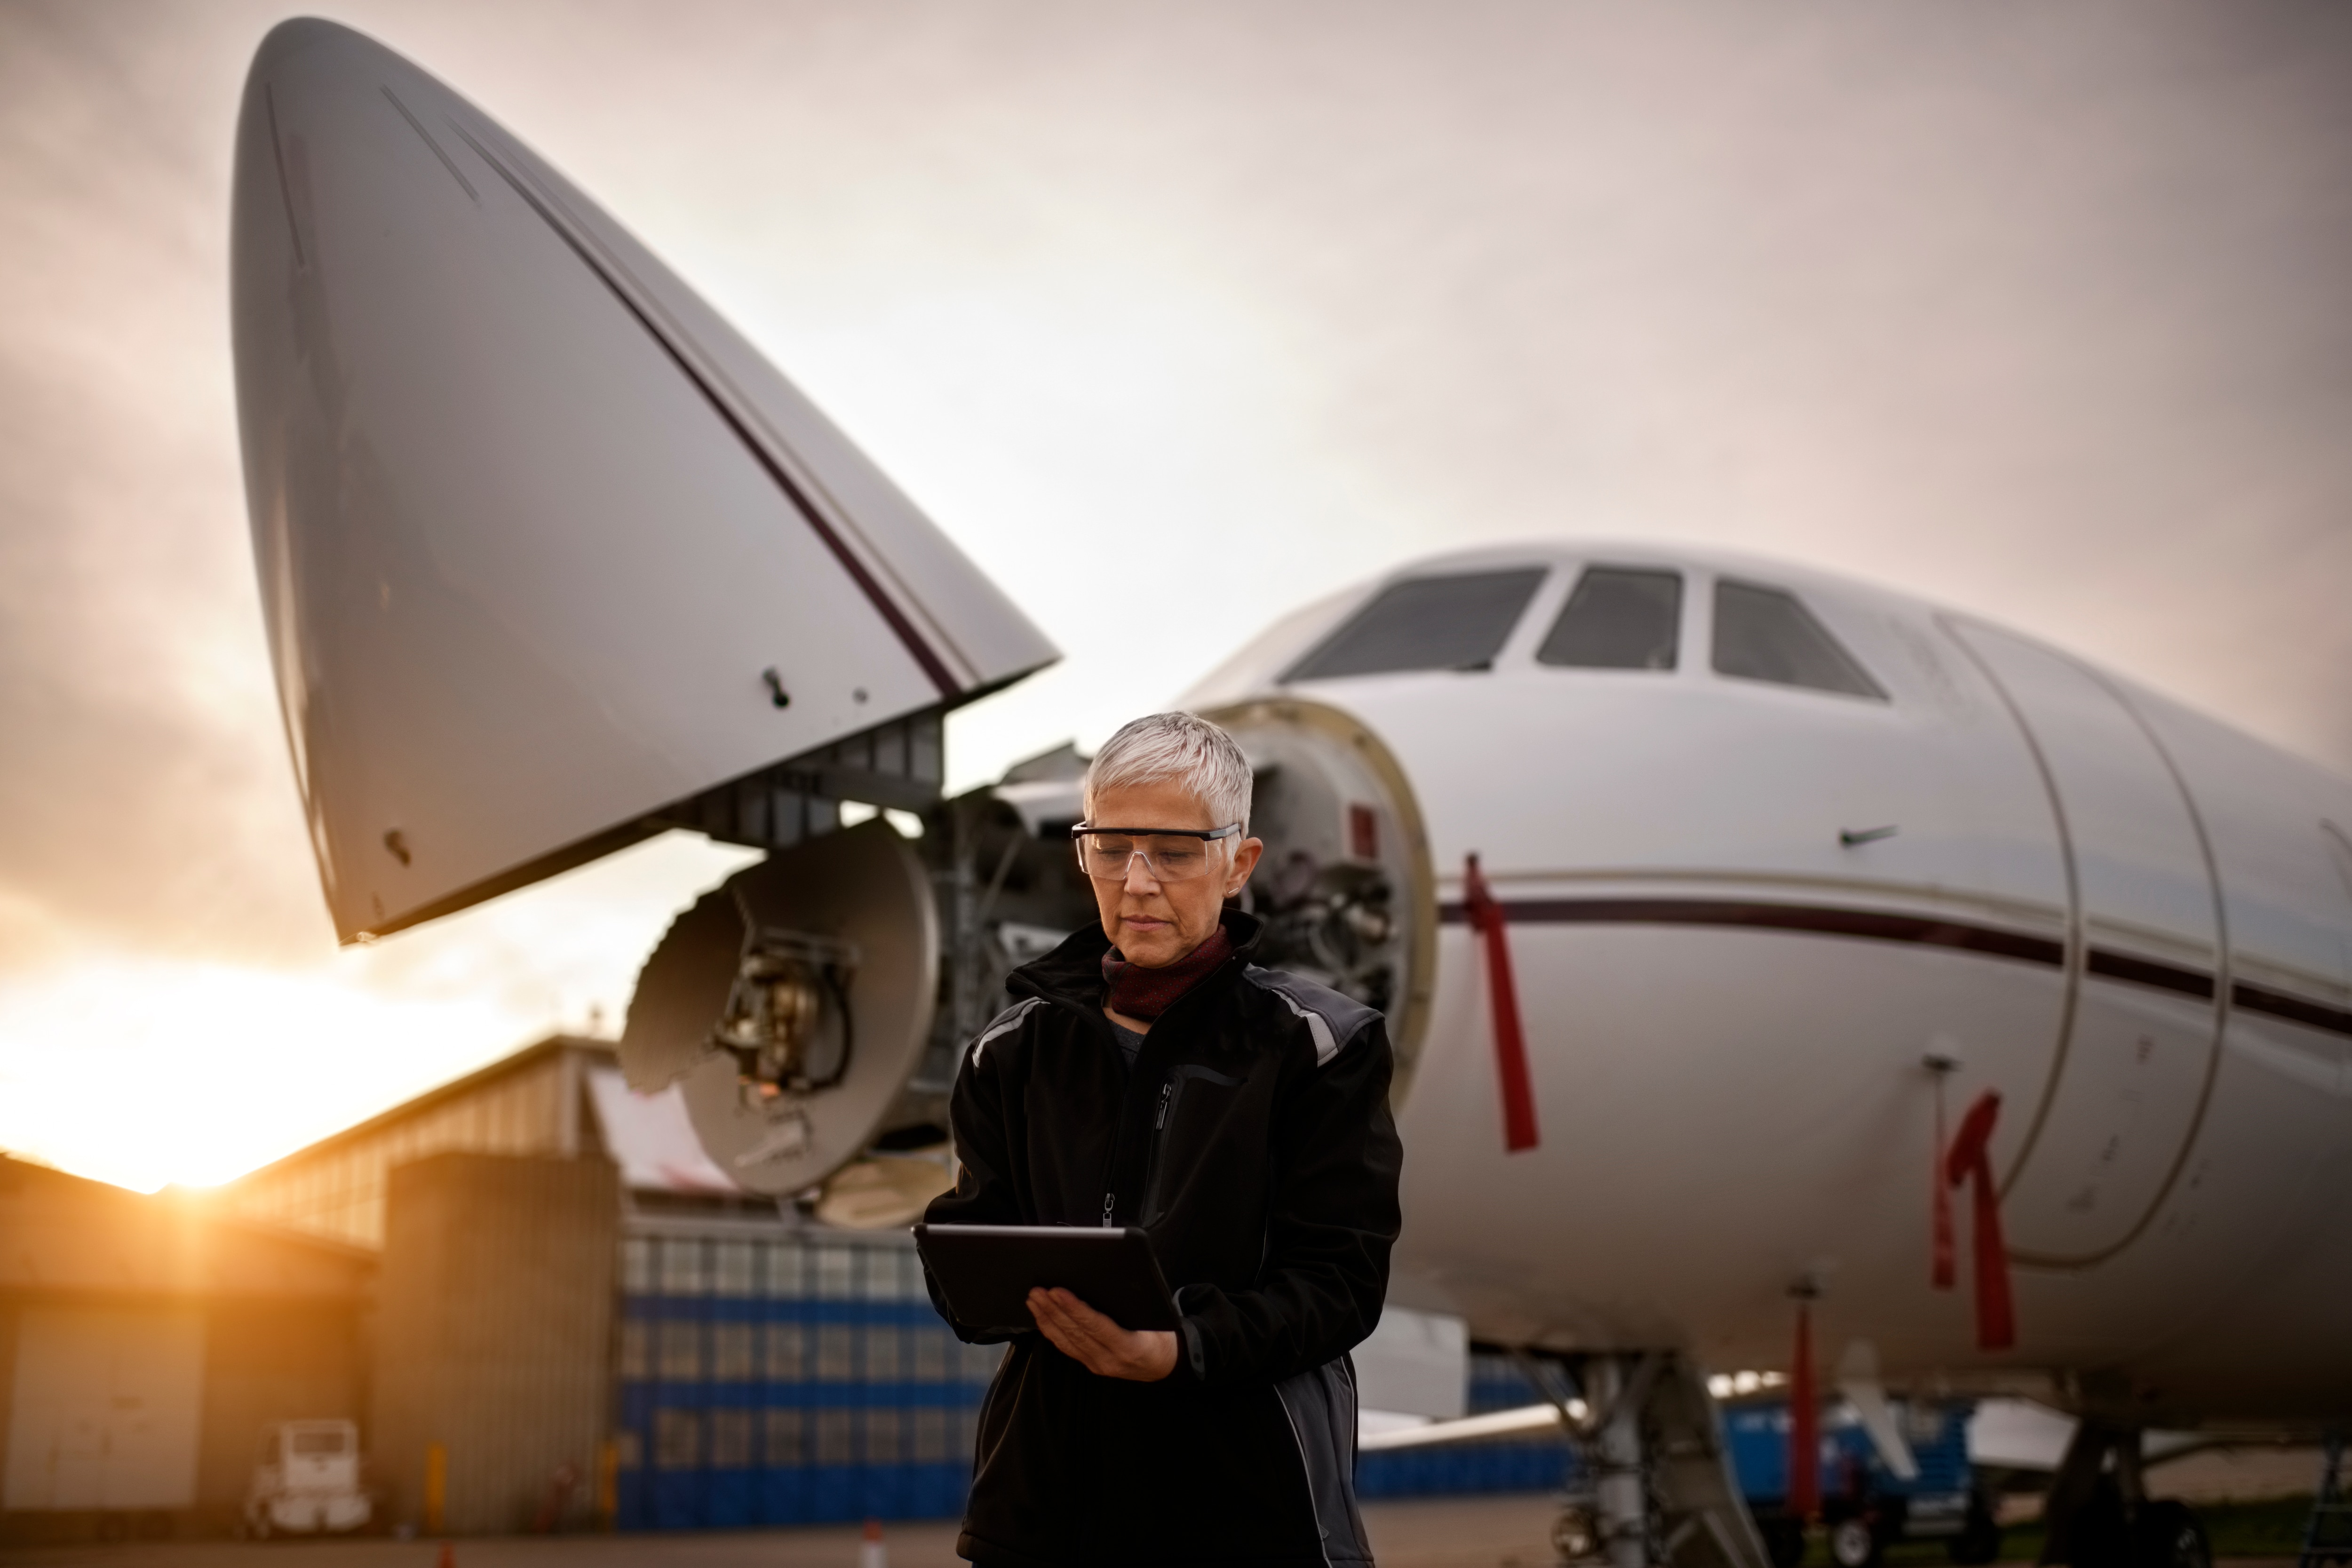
1009, 907, 1265, 1014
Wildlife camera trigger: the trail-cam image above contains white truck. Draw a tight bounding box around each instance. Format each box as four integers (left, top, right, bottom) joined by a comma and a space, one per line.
242, 1419, 373, 1537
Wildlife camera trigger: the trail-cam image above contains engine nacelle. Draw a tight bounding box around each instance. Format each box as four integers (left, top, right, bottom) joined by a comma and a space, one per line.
1208, 698, 1437, 1104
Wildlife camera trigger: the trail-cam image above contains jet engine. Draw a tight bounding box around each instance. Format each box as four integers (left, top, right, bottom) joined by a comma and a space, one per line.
605, 697, 1440, 1210
620, 820, 938, 1196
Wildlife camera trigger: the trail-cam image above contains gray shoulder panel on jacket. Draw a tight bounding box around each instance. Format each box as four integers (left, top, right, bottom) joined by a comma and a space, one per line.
1242, 966, 1380, 1067
968, 997, 1045, 1067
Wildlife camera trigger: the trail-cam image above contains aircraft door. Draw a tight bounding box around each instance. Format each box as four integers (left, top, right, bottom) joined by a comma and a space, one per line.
1946, 622, 2224, 1264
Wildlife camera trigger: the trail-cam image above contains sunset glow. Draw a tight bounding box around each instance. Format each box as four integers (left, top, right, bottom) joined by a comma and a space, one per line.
0, 832, 759, 1193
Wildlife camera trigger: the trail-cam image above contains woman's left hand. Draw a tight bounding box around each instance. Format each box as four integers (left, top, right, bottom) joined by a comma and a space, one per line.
1026, 1286, 1177, 1381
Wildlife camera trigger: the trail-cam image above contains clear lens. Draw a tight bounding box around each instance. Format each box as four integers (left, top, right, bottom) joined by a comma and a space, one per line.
1076, 832, 1225, 883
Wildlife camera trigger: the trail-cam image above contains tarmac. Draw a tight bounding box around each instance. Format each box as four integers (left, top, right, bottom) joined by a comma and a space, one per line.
0, 1493, 1553, 1568
0, 1479, 2317, 1568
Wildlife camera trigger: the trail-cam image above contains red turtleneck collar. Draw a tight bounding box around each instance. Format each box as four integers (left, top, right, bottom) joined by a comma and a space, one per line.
1100, 922, 1235, 1023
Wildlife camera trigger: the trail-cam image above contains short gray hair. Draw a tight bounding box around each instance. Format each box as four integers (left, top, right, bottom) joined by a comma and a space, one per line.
1085, 712, 1253, 832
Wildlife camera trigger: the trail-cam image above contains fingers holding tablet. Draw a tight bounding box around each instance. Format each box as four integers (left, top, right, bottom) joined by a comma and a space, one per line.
1027, 1287, 1178, 1382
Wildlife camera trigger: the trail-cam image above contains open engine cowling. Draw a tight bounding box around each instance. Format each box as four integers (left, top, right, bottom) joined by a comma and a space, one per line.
230, 19, 1053, 944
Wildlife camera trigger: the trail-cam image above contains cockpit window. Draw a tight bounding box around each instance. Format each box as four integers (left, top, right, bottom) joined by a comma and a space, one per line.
1537, 567, 1682, 670
1711, 580, 1886, 700
1283, 568, 1546, 682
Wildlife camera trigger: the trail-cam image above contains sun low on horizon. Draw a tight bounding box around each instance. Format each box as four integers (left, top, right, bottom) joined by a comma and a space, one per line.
0, 831, 766, 1195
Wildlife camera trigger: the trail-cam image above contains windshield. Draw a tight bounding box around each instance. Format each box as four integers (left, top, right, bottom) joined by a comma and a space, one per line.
1284, 569, 1546, 681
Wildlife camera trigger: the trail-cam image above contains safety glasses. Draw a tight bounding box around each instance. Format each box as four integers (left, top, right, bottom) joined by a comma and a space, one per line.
1069, 822, 1241, 883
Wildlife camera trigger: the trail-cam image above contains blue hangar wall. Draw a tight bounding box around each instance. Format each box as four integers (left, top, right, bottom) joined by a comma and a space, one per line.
614, 1227, 1001, 1529
614, 1226, 1575, 1530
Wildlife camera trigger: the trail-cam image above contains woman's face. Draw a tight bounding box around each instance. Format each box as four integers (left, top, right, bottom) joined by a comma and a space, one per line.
1083, 777, 1263, 968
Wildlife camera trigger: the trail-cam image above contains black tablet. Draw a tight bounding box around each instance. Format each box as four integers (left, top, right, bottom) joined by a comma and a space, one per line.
913, 1224, 1181, 1335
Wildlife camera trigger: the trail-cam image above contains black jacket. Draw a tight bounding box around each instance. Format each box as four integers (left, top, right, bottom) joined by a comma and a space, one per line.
923, 909, 1404, 1568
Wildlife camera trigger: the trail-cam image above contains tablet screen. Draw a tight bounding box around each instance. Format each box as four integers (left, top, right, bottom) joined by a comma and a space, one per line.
914, 1224, 1181, 1335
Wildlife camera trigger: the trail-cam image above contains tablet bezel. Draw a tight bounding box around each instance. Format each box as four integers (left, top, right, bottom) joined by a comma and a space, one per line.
913, 1223, 1182, 1335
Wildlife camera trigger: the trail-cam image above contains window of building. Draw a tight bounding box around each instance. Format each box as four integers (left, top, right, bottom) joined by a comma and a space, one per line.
660, 1238, 706, 1297
864, 1408, 904, 1464
914, 1407, 951, 1463
715, 1242, 754, 1297
654, 1409, 701, 1471
814, 1245, 856, 1300
1711, 580, 1886, 700
1536, 567, 1682, 671
1282, 569, 1547, 682
657, 1320, 702, 1381
709, 1408, 753, 1469
761, 1321, 806, 1382
758, 1240, 804, 1298
763, 1409, 804, 1467
816, 1323, 856, 1382
864, 1324, 903, 1382
619, 1319, 650, 1379
621, 1239, 654, 1296
815, 1409, 855, 1465
914, 1327, 950, 1383
711, 1322, 754, 1382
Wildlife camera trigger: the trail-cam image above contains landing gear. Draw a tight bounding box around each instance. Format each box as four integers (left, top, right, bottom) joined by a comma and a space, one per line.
1555, 1502, 1602, 1562
1538, 1352, 1776, 1568
1588, 1356, 1655, 1568
2039, 1422, 2209, 1568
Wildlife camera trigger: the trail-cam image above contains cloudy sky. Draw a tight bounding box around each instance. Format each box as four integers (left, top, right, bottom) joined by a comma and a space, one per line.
3, 0, 2348, 1191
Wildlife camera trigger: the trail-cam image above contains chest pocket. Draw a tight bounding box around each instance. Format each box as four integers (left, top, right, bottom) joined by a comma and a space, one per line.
1141, 1063, 1245, 1226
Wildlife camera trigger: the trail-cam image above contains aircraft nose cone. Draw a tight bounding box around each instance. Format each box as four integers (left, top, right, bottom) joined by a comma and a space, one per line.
230, 20, 1055, 941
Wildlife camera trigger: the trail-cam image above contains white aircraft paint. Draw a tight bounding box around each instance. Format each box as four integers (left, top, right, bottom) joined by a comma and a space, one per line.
1191, 540, 2352, 1426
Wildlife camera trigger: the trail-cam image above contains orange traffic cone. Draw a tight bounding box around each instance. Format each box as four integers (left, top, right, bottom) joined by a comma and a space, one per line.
858, 1517, 887, 1568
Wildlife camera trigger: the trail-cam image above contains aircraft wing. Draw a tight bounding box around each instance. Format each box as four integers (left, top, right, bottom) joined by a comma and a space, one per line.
1358, 1402, 1568, 1452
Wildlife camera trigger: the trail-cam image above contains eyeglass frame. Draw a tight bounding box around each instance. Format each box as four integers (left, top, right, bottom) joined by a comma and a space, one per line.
1068, 821, 1245, 882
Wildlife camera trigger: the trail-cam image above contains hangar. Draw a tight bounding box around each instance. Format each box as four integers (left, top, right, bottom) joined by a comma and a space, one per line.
1, 1034, 978, 1539
222, 1032, 984, 1536
0, 1155, 370, 1541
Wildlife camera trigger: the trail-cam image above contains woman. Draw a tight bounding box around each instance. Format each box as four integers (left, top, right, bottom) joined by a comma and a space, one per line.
925, 710, 1404, 1568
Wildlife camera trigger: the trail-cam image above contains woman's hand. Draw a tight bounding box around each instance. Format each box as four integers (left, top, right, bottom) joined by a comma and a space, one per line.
1026, 1287, 1177, 1381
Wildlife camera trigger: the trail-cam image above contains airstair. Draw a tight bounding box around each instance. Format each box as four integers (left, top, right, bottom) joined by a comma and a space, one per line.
2297, 1436, 2352, 1568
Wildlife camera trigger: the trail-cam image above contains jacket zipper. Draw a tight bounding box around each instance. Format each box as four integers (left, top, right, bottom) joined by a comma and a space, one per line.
1104, 1079, 1172, 1227
1140, 1080, 1176, 1225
